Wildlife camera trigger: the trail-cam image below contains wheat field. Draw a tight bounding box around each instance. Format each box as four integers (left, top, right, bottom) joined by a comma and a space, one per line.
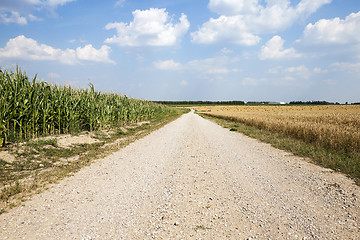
195, 105, 360, 154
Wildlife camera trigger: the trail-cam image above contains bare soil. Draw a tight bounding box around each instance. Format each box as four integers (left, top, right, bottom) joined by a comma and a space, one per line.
0, 111, 359, 239
0, 133, 100, 164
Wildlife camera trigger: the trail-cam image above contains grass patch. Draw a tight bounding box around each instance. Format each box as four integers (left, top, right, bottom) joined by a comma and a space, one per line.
26, 138, 58, 149
200, 113, 360, 185
0, 181, 22, 201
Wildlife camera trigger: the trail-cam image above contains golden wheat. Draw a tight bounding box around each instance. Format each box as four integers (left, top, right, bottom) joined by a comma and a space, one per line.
195, 105, 360, 154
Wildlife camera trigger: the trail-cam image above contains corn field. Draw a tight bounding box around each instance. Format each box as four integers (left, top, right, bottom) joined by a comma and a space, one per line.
195, 105, 360, 155
0, 67, 172, 147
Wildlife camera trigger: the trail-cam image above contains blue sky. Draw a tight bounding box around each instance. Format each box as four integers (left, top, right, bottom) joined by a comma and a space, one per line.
1, 0, 360, 102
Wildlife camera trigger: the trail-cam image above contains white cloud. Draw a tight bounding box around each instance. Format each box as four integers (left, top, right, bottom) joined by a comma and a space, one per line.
191, 15, 260, 45
76, 44, 114, 64
153, 60, 182, 70
0, 0, 76, 25
302, 11, 360, 45
0, 35, 76, 64
105, 8, 190, 47
0, 35, 114, 65
0, 10, 27, 25
192, 0, 331, 45
259, 35, 301, 60
331, 62, 360, 73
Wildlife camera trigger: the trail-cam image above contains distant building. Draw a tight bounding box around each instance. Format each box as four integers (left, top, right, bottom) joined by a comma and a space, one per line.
268, 101, 286, 105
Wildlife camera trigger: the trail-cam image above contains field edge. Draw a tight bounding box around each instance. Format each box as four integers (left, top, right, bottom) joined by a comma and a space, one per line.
199, 113, 360, 186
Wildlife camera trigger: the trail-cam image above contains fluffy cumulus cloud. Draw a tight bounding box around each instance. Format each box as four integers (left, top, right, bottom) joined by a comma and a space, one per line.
0, 35, 114, 64
76, 44, 114, 63
0, 0, 76, 24
259, 35, 301, 60
191, 15, 260, 45
192, 0, 331, 45
302, 11, 360, 45
105, 8, 190, 47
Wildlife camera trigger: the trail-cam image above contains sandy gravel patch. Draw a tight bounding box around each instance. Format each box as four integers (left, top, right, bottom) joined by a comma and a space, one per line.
0, 151, 16, 163
56, 134, 100, 148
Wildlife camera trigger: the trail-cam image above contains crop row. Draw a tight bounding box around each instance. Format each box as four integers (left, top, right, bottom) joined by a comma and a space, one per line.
196, 105, 360, 155
0, 67, 172, 146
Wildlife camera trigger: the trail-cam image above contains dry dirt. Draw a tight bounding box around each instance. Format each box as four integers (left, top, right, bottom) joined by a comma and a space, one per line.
0, 111, 359, 239
0, 133, 100, 164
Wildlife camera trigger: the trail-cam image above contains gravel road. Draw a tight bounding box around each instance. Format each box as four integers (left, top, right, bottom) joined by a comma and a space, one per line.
1, 111, 359, 239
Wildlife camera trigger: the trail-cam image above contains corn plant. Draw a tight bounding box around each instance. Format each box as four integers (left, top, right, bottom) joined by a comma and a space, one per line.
0, 66, 172, 146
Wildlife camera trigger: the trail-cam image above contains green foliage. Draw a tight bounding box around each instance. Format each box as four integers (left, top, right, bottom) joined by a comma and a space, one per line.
26, 138, 58, 149
0, 66, 172, 146
154, 100, 245, 106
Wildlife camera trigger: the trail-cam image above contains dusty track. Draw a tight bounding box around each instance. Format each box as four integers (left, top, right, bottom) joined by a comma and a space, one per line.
1, 112, 359, 239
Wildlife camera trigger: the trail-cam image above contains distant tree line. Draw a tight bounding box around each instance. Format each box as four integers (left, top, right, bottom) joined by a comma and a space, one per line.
154, 101, 245, 106
154, 100, 359, 106
289, 101, 339, 105
246, 101, 285, 105
289, 101, 360, 105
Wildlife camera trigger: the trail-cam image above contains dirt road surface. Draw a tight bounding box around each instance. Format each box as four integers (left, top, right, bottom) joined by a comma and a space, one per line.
1, 112, 359, 239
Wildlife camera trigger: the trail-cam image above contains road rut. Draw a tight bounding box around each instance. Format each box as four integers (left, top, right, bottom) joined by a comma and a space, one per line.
1, 111, 359, 239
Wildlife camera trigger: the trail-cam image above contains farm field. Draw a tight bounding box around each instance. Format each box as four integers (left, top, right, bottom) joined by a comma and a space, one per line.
1, 111, 359, 239
194, 105, 360, 153
195, 105, 360, 183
